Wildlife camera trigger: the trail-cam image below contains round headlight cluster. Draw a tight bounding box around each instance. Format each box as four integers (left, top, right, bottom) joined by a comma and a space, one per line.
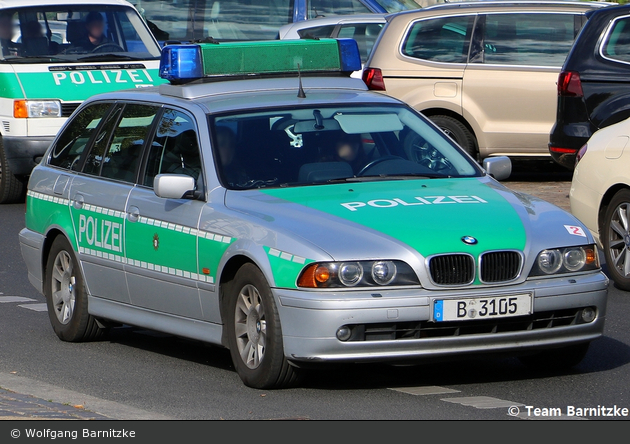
533, 245, 598, 276
297, 260, 418, 288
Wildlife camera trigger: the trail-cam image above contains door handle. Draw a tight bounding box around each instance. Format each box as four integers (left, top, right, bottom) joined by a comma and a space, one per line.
72, 194, 84, 210
127, 206, 140, 223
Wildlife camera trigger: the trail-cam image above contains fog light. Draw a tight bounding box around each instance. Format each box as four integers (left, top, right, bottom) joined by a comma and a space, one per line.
581, 307, 596, 323
336, 326, 352, 341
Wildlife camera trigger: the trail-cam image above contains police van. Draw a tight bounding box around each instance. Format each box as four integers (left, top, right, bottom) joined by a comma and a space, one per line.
20, 39, 607, 389
0, 0, 163, 203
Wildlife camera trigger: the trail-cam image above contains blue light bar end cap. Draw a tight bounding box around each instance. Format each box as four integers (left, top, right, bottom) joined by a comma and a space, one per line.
337, 38, 362, 72
159, 44, 204, 82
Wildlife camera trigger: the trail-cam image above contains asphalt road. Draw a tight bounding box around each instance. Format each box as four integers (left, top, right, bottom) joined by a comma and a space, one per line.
1, 166, 629, 421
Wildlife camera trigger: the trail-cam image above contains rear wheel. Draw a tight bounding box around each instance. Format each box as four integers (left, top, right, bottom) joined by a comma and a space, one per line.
603, 189, 630, 291
225, 263, 299, 389
44, 236, 106, 342
0, 137, 25, 204
518, 342, 590, 371
428, 115, 478, 160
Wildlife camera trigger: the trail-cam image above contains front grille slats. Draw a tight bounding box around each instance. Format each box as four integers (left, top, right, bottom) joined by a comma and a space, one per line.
61, 102, 81, 117
346, 308, 584, 342
481, 251, 521, 283
429, 254, 474, 285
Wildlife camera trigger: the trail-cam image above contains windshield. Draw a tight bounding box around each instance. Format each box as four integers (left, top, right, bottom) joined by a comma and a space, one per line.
373, 0, 419, 13
0, 5, 161, 63
210, 105, 481, 190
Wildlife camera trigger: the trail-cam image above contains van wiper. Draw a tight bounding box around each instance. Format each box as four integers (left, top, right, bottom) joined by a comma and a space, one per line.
77, 54, 145, 62
1, 56, 66, 63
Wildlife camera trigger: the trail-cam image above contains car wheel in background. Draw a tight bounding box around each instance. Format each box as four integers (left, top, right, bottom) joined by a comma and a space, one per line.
226, 263, 299, 389
0, 138, 25, 204
44, 236, 107, 342
428, 115, 478, 160
603, 189, 630, 291
518, 342, 590, 371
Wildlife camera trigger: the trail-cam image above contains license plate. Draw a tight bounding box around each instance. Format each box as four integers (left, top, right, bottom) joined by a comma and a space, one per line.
433, 294, 532, 322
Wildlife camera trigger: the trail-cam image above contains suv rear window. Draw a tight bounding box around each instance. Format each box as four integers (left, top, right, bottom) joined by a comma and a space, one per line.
402, 16, 474, 63
473, 13, 577, 67
602, 15, 630, 64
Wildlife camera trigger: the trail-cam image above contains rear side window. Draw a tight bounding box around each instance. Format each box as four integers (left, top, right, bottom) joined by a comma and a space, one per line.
402, 16, 474, 63
473, 13, 577, 67
602, 16, 630, 64
297, 25, 336, 39
48, 102, 112, 171
338, 23, 384, 63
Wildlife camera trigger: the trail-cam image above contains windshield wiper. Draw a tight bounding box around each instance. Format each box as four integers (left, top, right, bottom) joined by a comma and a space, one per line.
77, 54, 145, 62
1, 56, 66, 63
327, 173, 445, 183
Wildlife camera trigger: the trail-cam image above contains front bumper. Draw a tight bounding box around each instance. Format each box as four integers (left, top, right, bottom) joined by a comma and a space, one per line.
3, 136, 54, 175
274, 271, 608, 363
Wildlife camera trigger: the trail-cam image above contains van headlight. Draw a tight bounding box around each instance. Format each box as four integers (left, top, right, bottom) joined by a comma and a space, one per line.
529, 245, 599, 276
297, 260, 419, 288
14, 100, 62, 118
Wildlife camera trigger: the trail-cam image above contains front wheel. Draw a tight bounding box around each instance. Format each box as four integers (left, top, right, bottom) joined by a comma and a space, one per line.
44, 236, 106, 342
225, 263, 299, 389
0, 137, 25, 204
428, 115, 478, 160
603, 189, 630, 291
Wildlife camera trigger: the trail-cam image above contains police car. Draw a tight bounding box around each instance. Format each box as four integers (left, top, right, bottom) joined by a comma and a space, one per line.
19, 39, 608, 389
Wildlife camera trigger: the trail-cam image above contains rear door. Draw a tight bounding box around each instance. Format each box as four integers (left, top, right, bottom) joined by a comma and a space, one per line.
462, 12, 581, 156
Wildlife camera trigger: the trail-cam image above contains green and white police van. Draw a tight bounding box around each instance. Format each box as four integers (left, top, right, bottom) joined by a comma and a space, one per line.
19, 39, 608, 389
0, 0, 163, 203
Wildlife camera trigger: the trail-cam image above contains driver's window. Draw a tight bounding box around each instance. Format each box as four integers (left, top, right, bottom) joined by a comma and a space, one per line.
143, 109, 202, 187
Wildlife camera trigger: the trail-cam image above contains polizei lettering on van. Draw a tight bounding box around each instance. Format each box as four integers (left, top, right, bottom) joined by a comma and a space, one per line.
78, 214, 122, 252
341, 195, 489, 211
52, 69, 154, 86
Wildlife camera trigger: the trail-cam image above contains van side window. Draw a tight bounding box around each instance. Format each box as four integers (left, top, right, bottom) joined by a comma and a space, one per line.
100, 104, 160, 183
602, 17, 630, 64
473, 13, 576, 67
402, 16, 474, 63
48, 103, 112, 171
143, 109, 202, 188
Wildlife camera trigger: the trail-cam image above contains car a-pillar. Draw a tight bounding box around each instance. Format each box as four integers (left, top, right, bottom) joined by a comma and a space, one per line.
0, 135, 26, 204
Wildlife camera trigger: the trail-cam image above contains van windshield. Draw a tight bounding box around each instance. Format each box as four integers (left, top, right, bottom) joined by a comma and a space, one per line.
0, 5, 161, 63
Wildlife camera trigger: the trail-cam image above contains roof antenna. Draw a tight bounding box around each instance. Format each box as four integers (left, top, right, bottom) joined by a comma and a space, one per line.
297, 64, 306, 99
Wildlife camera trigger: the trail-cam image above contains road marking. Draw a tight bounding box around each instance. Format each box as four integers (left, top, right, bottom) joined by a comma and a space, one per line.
0, 296, 37, 303
390, 386, 461, 396
18, 304, 47, 312
441, 396, 524, 409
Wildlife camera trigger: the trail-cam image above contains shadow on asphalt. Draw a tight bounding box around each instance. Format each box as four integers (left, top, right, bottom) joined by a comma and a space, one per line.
504, 159, 573, 183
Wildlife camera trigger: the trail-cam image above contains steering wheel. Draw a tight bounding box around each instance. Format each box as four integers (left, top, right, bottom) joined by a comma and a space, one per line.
357, 155, 403, 176
91, 43, 125, 53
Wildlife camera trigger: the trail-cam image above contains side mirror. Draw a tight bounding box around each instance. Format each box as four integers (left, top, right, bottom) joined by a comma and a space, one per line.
153, 174, 196, 199
483, 156, 512, 181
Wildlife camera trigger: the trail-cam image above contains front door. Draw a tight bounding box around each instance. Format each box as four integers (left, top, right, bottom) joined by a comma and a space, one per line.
124, 107, 206, 319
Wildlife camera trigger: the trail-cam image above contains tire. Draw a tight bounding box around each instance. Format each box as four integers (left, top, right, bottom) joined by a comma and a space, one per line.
225, 263, 299, 389
44, 236, 106, 342
428, 115, 478, 160
518, 342, 590, 371
602, 189, 630, 291
0, 137, 25, 204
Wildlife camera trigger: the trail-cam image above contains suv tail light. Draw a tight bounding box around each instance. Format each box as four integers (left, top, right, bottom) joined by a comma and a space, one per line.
575, 143, 588, 166
558, 71, 583, 97
362, 68, 386, 91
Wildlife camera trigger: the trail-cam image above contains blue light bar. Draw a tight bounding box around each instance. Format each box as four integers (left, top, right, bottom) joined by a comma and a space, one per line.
159, 45, 203, 82
159, 39, 363, 83
337, 39, 362, 72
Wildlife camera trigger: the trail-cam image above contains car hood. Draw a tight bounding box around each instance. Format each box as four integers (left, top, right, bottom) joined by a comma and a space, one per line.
224, 177, 591, 262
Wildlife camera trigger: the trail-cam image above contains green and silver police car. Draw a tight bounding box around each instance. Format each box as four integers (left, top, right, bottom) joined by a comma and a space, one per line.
19, 39, 608, 389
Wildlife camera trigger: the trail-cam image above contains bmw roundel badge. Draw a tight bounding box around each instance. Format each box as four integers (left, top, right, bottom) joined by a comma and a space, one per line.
461, 236, 478, 245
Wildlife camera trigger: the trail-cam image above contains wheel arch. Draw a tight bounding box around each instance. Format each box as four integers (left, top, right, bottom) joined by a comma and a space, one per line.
41, 227, 73, 283
598, 183, 630, 239
420, 108, 479, 149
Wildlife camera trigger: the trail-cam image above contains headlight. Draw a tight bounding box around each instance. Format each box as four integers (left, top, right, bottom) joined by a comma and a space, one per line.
14, 100, 62, 118
298, 260, 419, 288
529, 245, 599, 277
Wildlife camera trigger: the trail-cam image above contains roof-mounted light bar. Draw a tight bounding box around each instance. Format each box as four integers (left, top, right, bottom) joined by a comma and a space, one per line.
159, 39, 361, 83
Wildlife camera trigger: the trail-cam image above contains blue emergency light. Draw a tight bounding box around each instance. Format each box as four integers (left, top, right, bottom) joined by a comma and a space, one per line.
159, 39, 362, 83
